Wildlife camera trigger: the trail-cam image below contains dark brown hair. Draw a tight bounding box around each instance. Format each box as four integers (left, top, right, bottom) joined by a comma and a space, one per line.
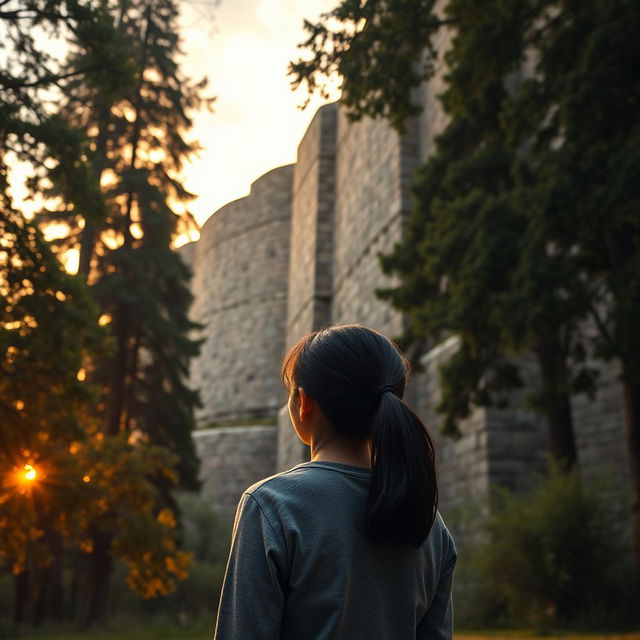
281, 323, 438, 548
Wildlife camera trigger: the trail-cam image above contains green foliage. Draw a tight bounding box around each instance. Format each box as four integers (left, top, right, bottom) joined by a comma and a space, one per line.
176, 493, 233, 565
372, 1, 599, 453
1, 0, 214, 625
44, 0, 212, 494
108, 493, 232, 622
294, 0, 640, 578
290, 0, 446, 133
454, 466, 630, 629
160, 494, 232, 620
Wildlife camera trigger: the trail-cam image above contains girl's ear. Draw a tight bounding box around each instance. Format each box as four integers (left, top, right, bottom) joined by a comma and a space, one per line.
298, 387, 314, 420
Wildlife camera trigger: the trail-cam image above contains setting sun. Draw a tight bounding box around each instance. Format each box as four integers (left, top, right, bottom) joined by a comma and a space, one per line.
22, 464, 37, 482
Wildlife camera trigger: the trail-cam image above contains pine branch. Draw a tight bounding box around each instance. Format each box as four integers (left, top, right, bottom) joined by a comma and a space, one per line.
0, 66, 97, 90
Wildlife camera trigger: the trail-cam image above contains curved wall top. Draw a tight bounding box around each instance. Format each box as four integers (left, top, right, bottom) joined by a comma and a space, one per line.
331, 104, 419, 337
190, 164, 294, 425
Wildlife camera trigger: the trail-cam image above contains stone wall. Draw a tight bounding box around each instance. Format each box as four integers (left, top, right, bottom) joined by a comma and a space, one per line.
275, 105, 338, 471
276, 101, 423, 471
411, 338, 492, 511
572, 359, 631, 493
193, 426, 278, 512
331, 106, 419, 336
176, 240, 196, 273
415, 0, 453, 162
188, 165, 293, 425
286, 103, 337, 346
183, 87, 632, 530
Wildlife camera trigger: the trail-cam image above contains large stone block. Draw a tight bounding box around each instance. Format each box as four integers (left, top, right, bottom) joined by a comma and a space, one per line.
188, 165, 293, 425
193, 426, 278, 512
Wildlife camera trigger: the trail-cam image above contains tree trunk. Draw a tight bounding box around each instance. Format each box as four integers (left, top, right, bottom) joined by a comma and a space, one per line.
82, 530, 113, 626
103, 5, 152, 436
535, 336, 577, 469
13, 570, 28, 625
622, 376, 640, 588
31, 527, 65, 626
105, 308, 130, 435
68, 551, 81, 622
78, 105, 110, 279
33, 566, 48, 627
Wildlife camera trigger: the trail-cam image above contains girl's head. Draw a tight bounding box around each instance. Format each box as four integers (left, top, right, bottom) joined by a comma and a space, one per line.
281, 323, 438, 548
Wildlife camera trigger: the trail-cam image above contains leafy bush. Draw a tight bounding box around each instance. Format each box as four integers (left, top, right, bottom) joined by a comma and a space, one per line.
162, 492, 234, 620
452, 464, 633, 629
107, 492, 234, 626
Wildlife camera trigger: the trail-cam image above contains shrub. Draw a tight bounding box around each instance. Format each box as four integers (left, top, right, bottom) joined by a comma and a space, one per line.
162, 493, 233, 621
107, 492, 234, 625
452, 463, 633, 629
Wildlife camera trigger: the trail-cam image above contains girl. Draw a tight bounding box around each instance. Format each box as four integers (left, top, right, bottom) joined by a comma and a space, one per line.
213, 323, 457, 639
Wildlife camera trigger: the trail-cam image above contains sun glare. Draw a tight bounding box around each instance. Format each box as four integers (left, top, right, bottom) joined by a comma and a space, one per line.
22, 464, 37, 482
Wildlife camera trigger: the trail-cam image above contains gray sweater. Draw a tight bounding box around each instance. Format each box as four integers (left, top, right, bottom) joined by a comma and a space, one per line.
213, 460, 457, 640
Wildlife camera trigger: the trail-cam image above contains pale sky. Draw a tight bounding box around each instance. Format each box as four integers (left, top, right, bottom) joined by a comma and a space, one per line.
178, 0, 341, 239
8, 0, 340, 259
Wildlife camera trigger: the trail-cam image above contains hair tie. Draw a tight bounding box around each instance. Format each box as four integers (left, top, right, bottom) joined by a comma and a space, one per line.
375, 384, 396, 403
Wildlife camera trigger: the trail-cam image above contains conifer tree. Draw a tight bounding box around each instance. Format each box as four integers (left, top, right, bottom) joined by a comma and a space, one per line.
504, 0, 640, 586
37, 0, 211, 620
1, 0, 210, 623
53, 0, 209, 486
292, 0, 640, 583
291, 0, 588, 466
0, 0, 132, 227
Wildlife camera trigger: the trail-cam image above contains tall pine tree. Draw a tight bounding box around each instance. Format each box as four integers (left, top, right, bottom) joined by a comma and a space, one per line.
34, 0, 212, 622
503, 0, 640, 586
291, 0, 640, 583
291, 0, 589, 464
1, 0, 211, 623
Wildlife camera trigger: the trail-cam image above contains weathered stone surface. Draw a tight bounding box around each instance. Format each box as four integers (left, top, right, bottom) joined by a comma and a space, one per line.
286, 103, 337, 347
572, 353, 631, 499
188, 165, 293, 425
331, 104, 419, 335
182, 83, 631, 533
275, 104, 338, 470
193, 426, 278, 512
176, 240, 196, 272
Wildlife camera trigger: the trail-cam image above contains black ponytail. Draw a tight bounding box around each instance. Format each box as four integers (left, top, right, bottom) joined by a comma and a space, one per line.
365, 391, 438, 547
281, 323, 438, 548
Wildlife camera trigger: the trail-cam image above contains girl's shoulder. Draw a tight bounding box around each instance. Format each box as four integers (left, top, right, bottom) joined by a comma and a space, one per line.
241, 461, 369, 523
245, 460, 370, 496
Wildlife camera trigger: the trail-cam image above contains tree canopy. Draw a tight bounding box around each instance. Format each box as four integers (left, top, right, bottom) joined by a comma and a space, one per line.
291, 0, 640, 583
1, 0, 212, 625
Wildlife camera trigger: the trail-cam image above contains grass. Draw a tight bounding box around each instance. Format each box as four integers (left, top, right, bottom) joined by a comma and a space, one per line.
455, 633, 640, 640
9, 629, 640, 640
4, 617, 213, 640
16, 634, 207, 640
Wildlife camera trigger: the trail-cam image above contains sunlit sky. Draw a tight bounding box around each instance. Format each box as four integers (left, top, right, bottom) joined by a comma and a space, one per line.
8, 0, 341, 260
178, 0, 341, 239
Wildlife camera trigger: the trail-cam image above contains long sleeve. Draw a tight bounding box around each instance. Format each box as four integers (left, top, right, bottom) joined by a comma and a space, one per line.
213, 492, 287, 640
416, 532, 458, 640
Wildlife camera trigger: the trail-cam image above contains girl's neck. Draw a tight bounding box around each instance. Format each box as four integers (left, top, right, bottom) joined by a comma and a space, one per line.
310, 437, 371, 469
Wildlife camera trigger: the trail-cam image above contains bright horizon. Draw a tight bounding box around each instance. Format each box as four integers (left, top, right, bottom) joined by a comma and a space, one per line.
178, 0, 341, 243
6, 0, 341, 263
